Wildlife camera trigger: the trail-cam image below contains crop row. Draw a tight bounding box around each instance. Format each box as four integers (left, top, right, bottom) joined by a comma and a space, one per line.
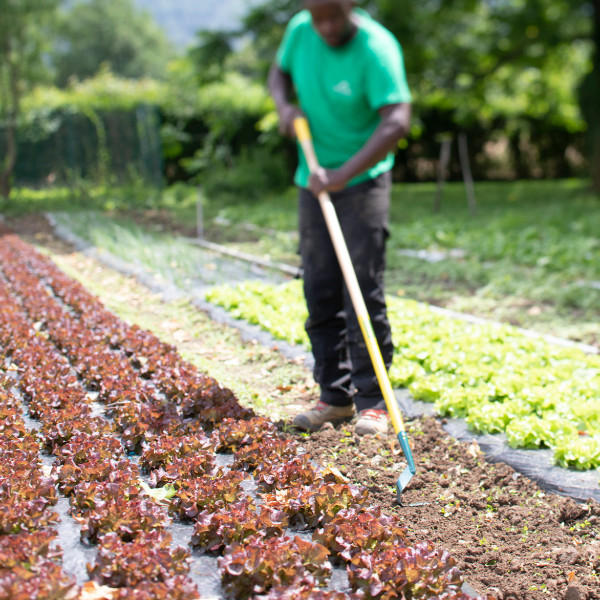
0, 228, 479, 599
206, 280, 600, 470
0, 380, 80, 599
0, 236, 202, 598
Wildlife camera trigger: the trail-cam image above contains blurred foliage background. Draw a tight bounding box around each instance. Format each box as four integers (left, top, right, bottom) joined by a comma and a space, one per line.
0, 0, 599, 199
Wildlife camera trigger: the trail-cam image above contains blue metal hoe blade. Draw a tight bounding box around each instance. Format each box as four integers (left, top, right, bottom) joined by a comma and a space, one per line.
396, 430, 417, 504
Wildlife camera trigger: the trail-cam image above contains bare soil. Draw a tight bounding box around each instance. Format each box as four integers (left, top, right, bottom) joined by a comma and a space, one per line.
5, 213, 600, 600
291, 421, 600, 600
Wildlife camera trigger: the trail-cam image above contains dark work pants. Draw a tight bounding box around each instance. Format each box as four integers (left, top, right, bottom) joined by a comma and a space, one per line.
298, 171, 394, 413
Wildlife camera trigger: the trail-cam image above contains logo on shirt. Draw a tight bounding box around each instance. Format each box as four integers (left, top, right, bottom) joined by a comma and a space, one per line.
333, 80, 352, 96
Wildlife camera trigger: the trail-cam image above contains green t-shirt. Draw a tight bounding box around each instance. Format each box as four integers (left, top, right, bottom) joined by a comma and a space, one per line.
276, 8, 412, 188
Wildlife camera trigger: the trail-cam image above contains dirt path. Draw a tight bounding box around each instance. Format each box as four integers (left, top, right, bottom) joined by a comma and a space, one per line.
6, 214, 600, 600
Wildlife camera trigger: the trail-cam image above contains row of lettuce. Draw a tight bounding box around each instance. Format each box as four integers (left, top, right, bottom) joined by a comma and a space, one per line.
206, 280, 600, 471
0, 228, 480, 599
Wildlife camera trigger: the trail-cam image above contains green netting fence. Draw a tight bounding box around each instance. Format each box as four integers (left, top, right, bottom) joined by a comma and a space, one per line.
1, 105, 163, 188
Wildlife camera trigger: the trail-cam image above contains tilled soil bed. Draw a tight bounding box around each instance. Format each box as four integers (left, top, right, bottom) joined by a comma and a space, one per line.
5, 213, 600, 600
289, 421, 600, 600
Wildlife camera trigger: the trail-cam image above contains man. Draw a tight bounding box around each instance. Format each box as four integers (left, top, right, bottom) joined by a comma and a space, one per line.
268, 0, 411, 435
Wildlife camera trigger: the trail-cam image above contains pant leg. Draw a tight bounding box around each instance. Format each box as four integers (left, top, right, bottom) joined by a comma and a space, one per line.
299, 172, 394, 411
299, 187, 353, 406
331, 172, 394, 412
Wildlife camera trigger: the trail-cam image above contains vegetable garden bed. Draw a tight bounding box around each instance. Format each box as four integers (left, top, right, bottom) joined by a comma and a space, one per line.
0, 226, 479, 599
2, 214, 600, 600
45, 210, 600, 475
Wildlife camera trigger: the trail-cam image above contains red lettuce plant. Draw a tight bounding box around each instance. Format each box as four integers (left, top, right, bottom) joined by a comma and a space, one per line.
255, 454, 322, 492
232, 438, 299, 472
23, 387, 88, 421
0, 473, 57, 507
148, 454, 217, 487
179, 388, 254, 425
56, 458, 140, 497
218, 535, 332, 600
169, 470, 249, 519
0, 402, 21, 419
0, 559, 79, 600
0, 374, 14, 391
261, 483, 371, 528
252, 585, 363, 600
110, 577, 200, 600
76, 496, 171, 543
0, 530, 61, 567
96, 371, 147, 405
139, 433, 214, 472
191, 499, 286, 552
0, 434, 45, 471
69, 475, 143, 517
0, 492, 59, 535
312, 506, 408, 562
40, 413, 116, 452
0, 417, 30, 440
88, 530, 191, 587
158, 370, 222, 404
347, 542, 466, 599
52, 432, 124, 465
0, 413, 29, 440
110, 398, 183, 452
213, 416, 277, 452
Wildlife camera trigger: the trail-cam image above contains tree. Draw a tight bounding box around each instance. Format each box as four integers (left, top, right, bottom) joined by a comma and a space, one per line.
52, 0, 174, 86
239, 0, 297, 78
372, 0, 597, 186
0, 0, 58, 198
188, 31, 233, 84
579, 0, 600, 190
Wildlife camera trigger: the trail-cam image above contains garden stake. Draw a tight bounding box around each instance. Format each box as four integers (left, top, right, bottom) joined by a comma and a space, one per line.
293, 117, 417, 504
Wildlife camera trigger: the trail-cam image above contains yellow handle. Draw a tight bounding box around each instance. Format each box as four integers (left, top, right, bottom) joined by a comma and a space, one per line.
294, 116, 312, 144
294, 117, 320, 174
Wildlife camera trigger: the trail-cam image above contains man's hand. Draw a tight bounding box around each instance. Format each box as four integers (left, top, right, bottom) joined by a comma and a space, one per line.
308, 166, 348, 196
319, 103, 410, 188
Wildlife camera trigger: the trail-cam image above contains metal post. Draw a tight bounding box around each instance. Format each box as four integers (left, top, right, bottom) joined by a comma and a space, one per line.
196, 187, 204, 241
458, 132, 477, 215
435, 138, 452, 213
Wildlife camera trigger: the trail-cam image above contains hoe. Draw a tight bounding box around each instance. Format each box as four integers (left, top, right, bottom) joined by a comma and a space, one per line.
294, 117, 416, 504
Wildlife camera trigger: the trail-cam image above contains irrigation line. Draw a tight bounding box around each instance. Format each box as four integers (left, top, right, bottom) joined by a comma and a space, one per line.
191, 238, 303, 279
425, 303, 599, 355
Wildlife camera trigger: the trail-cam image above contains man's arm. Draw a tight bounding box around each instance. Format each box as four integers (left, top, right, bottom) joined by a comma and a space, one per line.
308, 102, 411, 196
268, 63, 304, 138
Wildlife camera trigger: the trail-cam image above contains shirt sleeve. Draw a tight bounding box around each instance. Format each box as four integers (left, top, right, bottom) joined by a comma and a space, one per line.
365, 36, 412, 110
276, 13, 304, 74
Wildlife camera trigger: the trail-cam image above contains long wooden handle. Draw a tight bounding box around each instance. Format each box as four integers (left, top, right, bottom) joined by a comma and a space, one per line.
293, 117, 409, 438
